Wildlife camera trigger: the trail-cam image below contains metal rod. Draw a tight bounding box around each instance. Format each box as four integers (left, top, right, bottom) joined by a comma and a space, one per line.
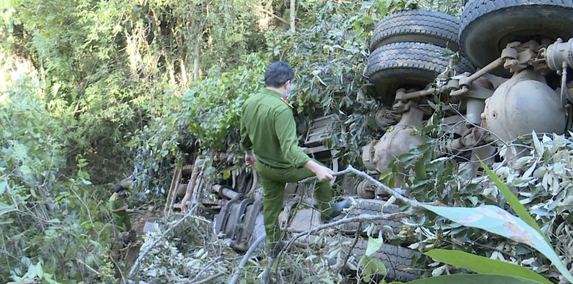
396, 57, 503, 103
462, 57, 504, 86
450, 86, 469, 97
562, 62, 573, 103
400, 85, 447, 101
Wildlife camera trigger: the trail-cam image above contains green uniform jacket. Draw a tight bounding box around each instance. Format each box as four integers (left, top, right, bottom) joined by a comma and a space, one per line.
240, 88, 310, 168
108, 192, 126, 212
108, 192, 131, 231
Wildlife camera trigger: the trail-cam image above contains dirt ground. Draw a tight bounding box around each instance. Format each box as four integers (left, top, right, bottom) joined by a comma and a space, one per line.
111, 210, 162, 278
130, 210, 161, 236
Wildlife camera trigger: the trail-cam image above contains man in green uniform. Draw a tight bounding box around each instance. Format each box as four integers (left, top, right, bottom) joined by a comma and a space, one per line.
108, 184, 131, 232
240, 61, 349, 255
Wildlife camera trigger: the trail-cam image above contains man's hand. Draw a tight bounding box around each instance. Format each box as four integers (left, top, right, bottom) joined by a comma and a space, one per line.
245, 151, 256, 167
304, 160, 334, 182
314, 165, 334, 182
111, 203, 128, 213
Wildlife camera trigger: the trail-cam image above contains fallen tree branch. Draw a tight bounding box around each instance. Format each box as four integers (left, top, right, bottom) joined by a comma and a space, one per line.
128, 204, 198, 277
187, 272, 225, 284
228, 234, 267, 284
270, 210, 415, 282
74, 257, 101, 276
109, 255, 127, 284
188, 214, 213, 224
298, 165, 423, 208
286, 210, 414, 243
341, 222, 362, 274
187, 256, 223, 283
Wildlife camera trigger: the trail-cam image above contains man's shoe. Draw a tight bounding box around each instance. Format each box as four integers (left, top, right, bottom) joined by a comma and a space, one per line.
321, 198, 352, 222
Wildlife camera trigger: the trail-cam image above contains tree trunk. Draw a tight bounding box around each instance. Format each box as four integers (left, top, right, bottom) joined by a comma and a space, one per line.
180, 59, 188, 85
193, 36, 200, 81
290, 0, 296, 33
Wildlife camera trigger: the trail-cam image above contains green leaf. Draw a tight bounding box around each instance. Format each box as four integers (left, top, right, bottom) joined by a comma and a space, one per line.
422, 204, 573, 283
0, 202, 17, 217
468, 196, 479, 206
44, 275, 59, 284
407, 274, 544, 284
37, 262, 44, 279
479, 160, 549, 243
223, 170, 231, 180
359, 255, 386, 282
20, 165, 31, 175
366, 235, 384, 257
0, 218, 14, 225
414, 159, 427, 180
0, 179, 6, 194
424, 249, 551, 284
532, 130, 544, 156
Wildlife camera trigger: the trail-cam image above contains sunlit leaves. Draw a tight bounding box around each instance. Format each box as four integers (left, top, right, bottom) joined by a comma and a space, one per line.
407, 274, 545, 284
423, 204, 573, 283
425, 249, 552, 284
0, 81, 111, 283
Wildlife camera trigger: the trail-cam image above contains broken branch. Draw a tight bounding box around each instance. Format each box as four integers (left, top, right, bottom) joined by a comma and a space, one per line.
287, 210, 414, 241
188, 256, 223, 283
299, 165, 423, 208
186, 272, 225, 284
128, 204, 199, 277
228, 234, 267, 284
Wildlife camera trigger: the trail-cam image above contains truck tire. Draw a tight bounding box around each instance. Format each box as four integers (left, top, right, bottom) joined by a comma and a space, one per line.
325, 237, 419, 282
371, 10, 460, 51
460, 0, 573, 75
366, 42, 474, 101
334, 199, 403, 234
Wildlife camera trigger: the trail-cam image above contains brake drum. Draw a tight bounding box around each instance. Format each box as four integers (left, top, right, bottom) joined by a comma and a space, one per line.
482, 69, 566, 142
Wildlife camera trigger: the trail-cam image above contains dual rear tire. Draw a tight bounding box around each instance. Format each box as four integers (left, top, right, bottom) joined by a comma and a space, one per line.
366, 10, 473, 101
368, 1, 573, 98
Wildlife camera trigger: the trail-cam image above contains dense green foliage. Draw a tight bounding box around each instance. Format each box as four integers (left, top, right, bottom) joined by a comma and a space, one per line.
0, 81, 115, 282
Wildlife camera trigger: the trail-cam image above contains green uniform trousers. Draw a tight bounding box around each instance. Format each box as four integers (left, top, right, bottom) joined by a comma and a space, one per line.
255, 160, 333, 249
112, 211, 131, 232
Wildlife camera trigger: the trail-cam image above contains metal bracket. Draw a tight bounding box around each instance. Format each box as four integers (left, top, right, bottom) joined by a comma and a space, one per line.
304, 114, 337, 147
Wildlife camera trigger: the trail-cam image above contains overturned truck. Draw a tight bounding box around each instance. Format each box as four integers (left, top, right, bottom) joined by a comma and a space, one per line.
179, 1, 573, 282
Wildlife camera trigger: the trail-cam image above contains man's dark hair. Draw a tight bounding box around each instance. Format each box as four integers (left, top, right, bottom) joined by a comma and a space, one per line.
115, 184, 126, 192
264, 61, 294, 88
